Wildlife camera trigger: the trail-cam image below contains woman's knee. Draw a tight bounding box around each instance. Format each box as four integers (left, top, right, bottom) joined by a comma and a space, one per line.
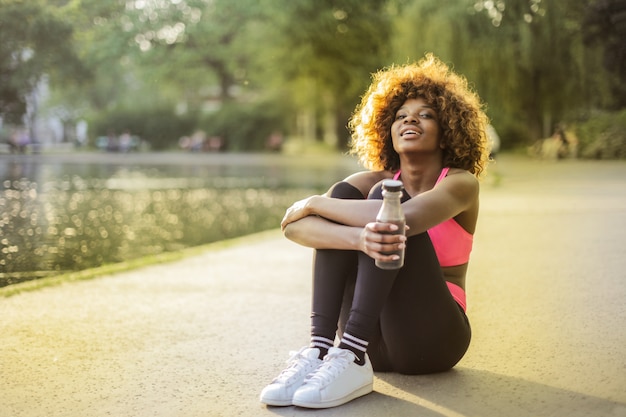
328, 181, 364, 199
387, 330, 471, 374
390, 352, 457, 375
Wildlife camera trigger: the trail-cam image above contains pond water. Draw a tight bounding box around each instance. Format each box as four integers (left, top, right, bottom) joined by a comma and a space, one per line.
0, 152, 360, 287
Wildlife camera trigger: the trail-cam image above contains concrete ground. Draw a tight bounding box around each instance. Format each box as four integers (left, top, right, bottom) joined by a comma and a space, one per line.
1, 155, 626, 417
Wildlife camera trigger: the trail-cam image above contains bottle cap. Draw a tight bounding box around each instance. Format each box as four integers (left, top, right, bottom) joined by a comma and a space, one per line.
382, 179, 403, 192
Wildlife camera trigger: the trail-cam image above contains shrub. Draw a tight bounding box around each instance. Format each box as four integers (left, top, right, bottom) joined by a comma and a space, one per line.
575, 110, 626, 160
89, 106, 197, 150
200, 99, 288, 151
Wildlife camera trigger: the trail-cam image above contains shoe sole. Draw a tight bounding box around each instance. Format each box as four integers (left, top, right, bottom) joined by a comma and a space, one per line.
260, 398, 293, 407
292, 382, 373, 409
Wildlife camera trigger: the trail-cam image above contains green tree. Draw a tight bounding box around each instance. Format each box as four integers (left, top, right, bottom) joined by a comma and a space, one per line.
84, 0, 395, 149
471, 0, 589, 141
9, 0, 619, 153
268, 0, 395, 148
0, 0, 86, 125
582, 0, 626, 109
390, 0, 608, 146
63, 0, 275, 149
111, 0, 267, 107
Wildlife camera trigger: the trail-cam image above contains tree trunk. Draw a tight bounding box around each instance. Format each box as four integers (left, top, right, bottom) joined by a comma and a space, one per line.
297, 108, 316, 143
322, 93, 338, 147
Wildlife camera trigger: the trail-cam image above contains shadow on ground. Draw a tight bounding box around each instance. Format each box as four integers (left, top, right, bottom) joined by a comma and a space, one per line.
265, 368, 625, 417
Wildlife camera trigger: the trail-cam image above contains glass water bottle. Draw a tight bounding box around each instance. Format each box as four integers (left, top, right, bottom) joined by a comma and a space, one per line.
375, 180, 406, 270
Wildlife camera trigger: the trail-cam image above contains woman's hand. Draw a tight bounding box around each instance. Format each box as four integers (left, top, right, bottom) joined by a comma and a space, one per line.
359, 222, 407, 262
281, 195, 320, 230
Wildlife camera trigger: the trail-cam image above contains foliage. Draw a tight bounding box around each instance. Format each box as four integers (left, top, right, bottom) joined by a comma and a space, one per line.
274, 0, 392, 97
118, 0, 265, 104
89, 106, 198, 150
200, 98, 289, 151
391, 0, 597, 147
575, 110, 626, 159
269, 0, 395, 147
1, 0, 625, 153
0, 0, 86, 124
582, 0, 626, 109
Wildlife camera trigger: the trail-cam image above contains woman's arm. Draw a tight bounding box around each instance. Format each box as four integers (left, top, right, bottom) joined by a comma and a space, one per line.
284, 215, 406, 263
282, 169, 405, 261
283, 216, 361, 249
281, 196, 381, 230
282, 171, 478, 236
280, 170, 386, 233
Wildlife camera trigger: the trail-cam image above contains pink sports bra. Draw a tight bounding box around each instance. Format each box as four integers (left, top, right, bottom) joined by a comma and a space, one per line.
393, 168, 474, 268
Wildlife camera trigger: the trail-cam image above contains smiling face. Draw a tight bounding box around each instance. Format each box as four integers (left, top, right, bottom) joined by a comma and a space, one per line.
390, 98, 442, 156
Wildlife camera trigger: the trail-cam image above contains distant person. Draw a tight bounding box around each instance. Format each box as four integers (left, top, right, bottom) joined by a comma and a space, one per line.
106, 131, 118, 152
118, 130, 132, 153
533, 123, 578, 160
207, 136, 224, 152
178, 136, 191, 151
190, 130, 206, 152
553, 123, 578, 159
260, 54, 489, 408
9, 128, 30, 153
266, 131, 284, 152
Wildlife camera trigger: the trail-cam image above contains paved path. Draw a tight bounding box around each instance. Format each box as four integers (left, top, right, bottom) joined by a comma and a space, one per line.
2, 155, 626, 417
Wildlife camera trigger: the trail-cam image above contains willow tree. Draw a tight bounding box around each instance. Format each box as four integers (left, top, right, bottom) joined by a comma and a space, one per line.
390, 0, 595, 145
583, 0, 626, 110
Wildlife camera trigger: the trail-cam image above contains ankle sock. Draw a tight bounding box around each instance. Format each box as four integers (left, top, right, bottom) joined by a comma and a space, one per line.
310, 335, 334, 359
338, 332, 368, 365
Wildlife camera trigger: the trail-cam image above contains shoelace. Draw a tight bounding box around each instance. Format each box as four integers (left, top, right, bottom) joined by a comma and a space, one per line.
273, 349, 317, 384
305, 349, 353, 387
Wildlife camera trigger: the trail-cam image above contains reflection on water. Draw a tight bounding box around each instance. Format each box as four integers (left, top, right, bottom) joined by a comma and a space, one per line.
0, 154, 358, 287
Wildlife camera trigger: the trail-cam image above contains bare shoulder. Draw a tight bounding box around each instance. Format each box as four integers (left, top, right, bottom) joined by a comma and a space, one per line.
343, 170, 393, 197
443, 169, 479, 232
445, 168, 478, 183
441, 169, 479, 197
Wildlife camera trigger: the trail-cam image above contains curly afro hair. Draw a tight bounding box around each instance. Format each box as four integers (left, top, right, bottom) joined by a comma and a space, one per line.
349, 54, 489, 177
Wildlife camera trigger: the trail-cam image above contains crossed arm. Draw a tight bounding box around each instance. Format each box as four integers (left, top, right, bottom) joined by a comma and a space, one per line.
281, 170, 478, 262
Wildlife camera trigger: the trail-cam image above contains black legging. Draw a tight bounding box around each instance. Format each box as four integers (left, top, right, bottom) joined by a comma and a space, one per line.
310, 181, 471, 374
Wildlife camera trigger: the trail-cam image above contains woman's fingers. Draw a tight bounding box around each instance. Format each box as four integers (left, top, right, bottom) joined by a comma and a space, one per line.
361, 222, 406, 260
366, 221, 400, 233
365, 222, 406, 243
280, 196, 316, 230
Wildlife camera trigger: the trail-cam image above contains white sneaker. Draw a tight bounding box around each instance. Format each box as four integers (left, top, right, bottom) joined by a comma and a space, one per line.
292, 347, 373, 408
260, 347, 322, 406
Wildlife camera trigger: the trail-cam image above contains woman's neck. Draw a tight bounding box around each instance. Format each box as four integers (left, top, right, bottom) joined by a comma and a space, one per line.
398, 154, 443, 196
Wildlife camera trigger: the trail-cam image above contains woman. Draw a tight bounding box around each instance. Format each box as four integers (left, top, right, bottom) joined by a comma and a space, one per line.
260, 54, 489, 409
